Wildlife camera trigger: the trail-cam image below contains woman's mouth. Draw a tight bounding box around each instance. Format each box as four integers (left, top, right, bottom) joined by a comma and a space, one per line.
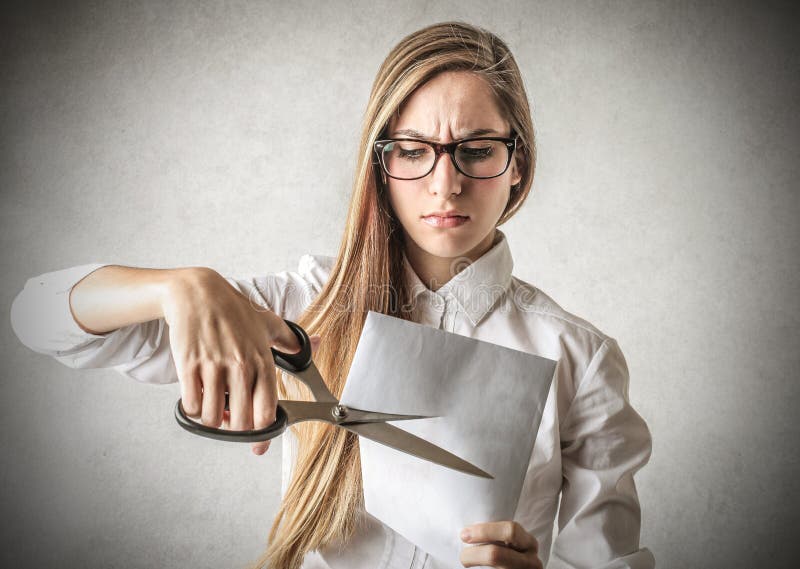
421, 213, 470, 228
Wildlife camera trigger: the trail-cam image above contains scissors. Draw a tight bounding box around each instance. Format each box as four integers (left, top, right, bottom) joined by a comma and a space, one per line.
174, 319, 492, 479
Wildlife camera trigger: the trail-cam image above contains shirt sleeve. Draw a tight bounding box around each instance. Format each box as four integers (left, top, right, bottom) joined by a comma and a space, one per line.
224, 254, 333, 324
550, 338, 655, 569
9, 255, 334, 385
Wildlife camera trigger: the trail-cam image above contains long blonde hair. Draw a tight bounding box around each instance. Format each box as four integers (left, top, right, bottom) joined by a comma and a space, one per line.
253, 21, 536, 569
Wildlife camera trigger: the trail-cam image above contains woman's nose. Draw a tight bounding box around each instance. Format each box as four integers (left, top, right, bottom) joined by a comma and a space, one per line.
427, 152, 462, 198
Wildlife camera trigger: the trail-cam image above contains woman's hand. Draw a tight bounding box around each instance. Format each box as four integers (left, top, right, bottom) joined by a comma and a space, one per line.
243, 333, 320, 455
161, 267, 305, 456
460, 521, 542, 569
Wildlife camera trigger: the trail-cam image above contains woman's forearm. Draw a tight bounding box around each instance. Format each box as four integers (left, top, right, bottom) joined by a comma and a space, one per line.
68, 265, 190, 335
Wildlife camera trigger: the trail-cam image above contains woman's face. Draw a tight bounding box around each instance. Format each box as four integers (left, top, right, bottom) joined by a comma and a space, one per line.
385, 70, 522, 265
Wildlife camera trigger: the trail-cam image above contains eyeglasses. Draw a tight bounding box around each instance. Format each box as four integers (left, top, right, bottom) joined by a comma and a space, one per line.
373, 133, 518, 181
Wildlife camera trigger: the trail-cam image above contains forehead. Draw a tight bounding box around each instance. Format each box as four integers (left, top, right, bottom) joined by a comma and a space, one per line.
388, 71, 509, 138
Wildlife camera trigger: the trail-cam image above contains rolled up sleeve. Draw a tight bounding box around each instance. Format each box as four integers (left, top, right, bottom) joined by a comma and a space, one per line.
551, 338, 654, 569
10, 263, 113, 356
10, 255, 335, 385
10, 263, 178, 384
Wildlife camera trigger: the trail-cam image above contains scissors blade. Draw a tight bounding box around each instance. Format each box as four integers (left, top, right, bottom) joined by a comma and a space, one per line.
343, 421, 493, 479
279, 401, 433, 425
280, 363, 338, 404
279, 400, 339, 424
341, 406, 434, 424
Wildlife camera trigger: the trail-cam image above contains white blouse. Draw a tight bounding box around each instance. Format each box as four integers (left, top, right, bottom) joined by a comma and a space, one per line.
10, 230, 654, 569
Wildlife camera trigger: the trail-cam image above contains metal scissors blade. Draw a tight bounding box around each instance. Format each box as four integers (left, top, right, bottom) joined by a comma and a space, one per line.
342, 421, 493, 479
280, 401, 432, 425
175, 319, 494, 479
277, 401, 492, 478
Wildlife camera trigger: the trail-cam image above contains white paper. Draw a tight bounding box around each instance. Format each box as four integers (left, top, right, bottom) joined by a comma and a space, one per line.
339, 311, 557, 567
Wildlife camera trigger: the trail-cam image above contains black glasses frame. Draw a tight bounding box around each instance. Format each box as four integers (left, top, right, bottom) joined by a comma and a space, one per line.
373, 133, 518, 181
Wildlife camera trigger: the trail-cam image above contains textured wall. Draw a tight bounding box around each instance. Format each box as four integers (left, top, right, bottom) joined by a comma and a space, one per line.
2, 1, 798, 568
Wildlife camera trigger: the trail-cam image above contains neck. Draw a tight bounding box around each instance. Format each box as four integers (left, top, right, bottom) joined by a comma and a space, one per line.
405, 229, 498, 291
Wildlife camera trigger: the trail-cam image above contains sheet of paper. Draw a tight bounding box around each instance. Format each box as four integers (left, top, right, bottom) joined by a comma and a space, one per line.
339, 311, 557, 567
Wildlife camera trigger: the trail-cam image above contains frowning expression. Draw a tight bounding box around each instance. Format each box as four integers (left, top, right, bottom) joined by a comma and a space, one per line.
384, 71, 522, 263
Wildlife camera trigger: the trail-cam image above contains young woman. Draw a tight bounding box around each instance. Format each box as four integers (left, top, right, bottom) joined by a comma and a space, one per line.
11, 22, 653, 569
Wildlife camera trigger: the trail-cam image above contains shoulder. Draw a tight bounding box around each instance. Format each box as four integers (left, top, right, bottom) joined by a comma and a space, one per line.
296, 253, 336, 292
224, 253, 336, 322
503, 275, 621, 403
507, 274, 610, 344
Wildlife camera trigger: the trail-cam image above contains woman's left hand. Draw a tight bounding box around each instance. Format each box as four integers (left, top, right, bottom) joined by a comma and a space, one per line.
459, 521, 542, 569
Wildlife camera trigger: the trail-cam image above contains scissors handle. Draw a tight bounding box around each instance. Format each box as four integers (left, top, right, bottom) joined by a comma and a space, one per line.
173, 319, 310, 443
174, 399, 289, 443
271, 319, 312, 373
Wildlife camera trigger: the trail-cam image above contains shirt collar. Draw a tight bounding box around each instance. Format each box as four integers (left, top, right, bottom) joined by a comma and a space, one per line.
402, 229, 514, 327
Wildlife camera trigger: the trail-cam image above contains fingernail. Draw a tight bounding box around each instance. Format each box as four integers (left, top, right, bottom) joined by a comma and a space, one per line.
460, 529, 471, 542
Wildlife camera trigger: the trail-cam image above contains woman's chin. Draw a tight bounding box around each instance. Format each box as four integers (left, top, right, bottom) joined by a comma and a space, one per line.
412, 236, 488, 261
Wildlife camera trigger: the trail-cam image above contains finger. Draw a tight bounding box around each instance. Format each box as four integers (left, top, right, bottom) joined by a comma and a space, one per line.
251, 436, 272, 455
461, 522, 538, 553
178, 361, 202, 418
169, 328, 200, 418
227, 360, 255, 431
459, 543, 542, 569
310, 334, 321, 356
200, 362, 225, 428
251, 358, 277, 455
251, 441, 271, 455
267, 313, 301, 353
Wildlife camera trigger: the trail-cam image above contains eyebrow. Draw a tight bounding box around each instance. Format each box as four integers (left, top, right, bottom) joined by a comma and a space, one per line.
390, 128, 502, 140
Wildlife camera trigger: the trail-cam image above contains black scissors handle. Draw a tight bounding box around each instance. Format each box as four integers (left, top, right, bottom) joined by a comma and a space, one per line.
175, 399, 289, 442
271, 319, 312, 374
174, 319, 312, 442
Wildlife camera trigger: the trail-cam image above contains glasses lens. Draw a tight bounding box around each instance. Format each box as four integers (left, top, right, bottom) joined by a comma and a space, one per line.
381, 141, 435, 179
455, 140, 509, 178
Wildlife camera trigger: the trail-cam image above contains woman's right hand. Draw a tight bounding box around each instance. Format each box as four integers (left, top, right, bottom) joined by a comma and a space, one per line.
161, 267, 304, 455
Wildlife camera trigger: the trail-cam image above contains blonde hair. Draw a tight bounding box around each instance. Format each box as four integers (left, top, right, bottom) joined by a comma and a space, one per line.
252, 21, 535, 569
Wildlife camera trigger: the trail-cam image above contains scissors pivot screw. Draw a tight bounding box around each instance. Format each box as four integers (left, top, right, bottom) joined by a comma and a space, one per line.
332, 405, 349, 420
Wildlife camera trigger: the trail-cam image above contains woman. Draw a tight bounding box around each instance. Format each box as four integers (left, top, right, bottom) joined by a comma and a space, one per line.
10, 22, 653, 569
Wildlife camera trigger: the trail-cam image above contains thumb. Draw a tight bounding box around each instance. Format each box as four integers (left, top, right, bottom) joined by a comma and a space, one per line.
269, 315, 301, 353
310, 334, 321, 356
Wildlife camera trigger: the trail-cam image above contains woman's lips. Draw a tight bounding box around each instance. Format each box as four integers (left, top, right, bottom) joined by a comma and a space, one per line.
421, 214, 470, 228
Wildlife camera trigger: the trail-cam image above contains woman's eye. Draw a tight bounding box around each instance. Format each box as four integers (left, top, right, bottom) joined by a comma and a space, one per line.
398, 149, 427, 161
458, 145, 493, 161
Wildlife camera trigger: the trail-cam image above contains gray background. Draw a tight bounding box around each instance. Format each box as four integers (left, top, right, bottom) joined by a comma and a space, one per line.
2, 1, 798, 568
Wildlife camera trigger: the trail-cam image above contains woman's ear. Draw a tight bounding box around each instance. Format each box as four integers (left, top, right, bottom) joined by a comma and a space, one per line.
510, 152, 523, 188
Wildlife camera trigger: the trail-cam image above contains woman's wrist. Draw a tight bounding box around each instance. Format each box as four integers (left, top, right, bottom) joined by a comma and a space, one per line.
159, 266, 212, 318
